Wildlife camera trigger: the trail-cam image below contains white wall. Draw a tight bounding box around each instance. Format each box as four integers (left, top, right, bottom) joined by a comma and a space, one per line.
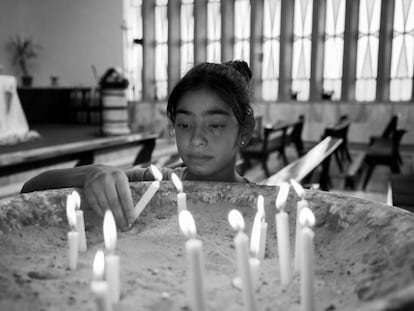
0, 0, 124, 87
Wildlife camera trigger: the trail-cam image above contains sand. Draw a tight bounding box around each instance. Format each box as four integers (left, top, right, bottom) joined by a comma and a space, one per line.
1, 181, 414, 311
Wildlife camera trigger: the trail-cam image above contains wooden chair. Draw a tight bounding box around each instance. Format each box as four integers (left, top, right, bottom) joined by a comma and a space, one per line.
362, 129, 407, 190
285, 114, 305, 157
321, 115, 351, 172
370, 114, 398, 143
262, 136, 343, 191
239, 116, 288, 177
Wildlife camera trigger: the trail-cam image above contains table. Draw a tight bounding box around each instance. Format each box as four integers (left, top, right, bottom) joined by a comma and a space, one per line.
0, 132, 157, 177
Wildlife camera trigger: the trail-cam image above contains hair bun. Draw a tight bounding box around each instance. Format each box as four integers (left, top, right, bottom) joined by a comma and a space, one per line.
223, 60, 252, 84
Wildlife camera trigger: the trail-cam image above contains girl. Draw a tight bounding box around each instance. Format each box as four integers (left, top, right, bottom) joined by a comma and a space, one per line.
21, 60, 256, 230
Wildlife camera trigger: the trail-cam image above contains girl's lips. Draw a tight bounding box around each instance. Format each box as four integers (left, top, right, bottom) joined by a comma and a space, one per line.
186, 154, 213, 162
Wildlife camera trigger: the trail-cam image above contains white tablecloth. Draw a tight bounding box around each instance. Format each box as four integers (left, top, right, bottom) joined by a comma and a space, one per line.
0, 75, 31, 144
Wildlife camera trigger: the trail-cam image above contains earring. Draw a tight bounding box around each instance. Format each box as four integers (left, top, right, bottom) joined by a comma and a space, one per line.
241, 140, 245, 145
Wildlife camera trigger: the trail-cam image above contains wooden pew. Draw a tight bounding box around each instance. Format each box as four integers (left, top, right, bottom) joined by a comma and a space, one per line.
239, 118, 300, 177
344, 151, 366, 189
0, 132, 157, 177
388, 174, 414, 213
262, 136, 343, 191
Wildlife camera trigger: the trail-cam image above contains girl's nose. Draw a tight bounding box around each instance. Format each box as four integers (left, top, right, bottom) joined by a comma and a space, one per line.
190, 124, 207, 147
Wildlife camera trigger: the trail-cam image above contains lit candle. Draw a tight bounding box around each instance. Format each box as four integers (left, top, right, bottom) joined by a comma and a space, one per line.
275, 182, 292, 285
71, 190, 87, 252
250, 195, 267, 260
290, 178, 309, 271
129, 165, 163, 224
103, 209, 120, 304
66, 195, 79, 270
178, 210, 206, 311
299, 207, 316, 311
171, 172, 187, 213
228, 209, 257, 311
91, 250, 112, 311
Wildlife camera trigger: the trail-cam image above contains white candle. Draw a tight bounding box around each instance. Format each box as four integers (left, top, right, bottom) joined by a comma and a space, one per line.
249, 257, 260, 290
250, 195, 265, 258
228, 209, 257, 311
91, 250, 112, 311
258, 222, 268, 261
178, 210, 206, 311
275, 182, 292, 285
291, 178, 309, 271
130, 165, 163, 223
232, 257, 261, 291
71, 191, 87, 252
171, 172, 187, 213
103, 209, 120, 304
66, 195, 79, 270
299, 207, 316, 311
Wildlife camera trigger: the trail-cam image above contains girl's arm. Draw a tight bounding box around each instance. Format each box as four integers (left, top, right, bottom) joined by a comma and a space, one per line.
21, 164, 147, 231
21, 165, 92, 193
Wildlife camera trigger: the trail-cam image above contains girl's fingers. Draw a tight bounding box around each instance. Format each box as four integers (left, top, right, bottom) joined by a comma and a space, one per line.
115, 180, 134, 229
85, 190, 105, 218
104, 182, 128, 231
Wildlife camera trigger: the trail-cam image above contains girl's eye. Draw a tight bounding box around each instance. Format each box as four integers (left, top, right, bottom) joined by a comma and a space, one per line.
176, 123, 190, 129
209, 124, 226, 129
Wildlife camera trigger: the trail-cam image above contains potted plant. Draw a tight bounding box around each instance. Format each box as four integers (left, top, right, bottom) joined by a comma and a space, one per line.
7, 35, 40, 86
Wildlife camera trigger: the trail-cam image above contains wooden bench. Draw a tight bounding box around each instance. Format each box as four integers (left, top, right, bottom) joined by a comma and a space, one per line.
239, 118, 300, 177
0, 132, 158, 177
321, 117, 351, 172
344, 151, 366, 190
262, 136, 343, 191
389, 174, 414, 213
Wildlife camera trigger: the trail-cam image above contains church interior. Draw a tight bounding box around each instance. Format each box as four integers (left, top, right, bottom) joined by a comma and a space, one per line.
1, 1, 414, 310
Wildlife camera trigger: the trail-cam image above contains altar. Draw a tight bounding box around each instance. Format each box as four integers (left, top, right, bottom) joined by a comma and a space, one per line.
0, 75, 37, 145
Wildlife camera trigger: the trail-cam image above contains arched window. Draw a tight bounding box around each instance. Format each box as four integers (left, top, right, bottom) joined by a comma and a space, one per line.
390, 0, 414, 101
262, 0, 281, 101
180, 0, 194, 77
234, 0, 251, 63
207, 0, 221, 63
356, 0, 381, 101
323, 0, 346, 101
292, 0, 313, 101
155, 0, 168, 100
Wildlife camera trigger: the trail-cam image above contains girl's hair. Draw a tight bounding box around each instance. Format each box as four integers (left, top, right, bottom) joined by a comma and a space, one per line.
167, 60, 254, 129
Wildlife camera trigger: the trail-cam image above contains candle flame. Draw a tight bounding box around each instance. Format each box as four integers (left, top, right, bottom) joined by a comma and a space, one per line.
66, 194, 77, 230
257, 195, 265, 219
290, 178, 306, 199
178, 210, 197, 238
103, 209, 117, 251
171, 172, 183, 192
275, 182, 290, 212
71, 190, 81, 210
150, 164, 163, 181
299, 207, 315, 227
228, 209, 245, 232
92, 249, 105, 280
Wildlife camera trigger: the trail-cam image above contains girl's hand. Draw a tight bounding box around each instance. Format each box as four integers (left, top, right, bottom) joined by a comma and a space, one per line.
83, 165, 134, 231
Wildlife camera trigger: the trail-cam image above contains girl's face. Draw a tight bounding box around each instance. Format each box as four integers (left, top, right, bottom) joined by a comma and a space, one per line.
174, 88, 242, 181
